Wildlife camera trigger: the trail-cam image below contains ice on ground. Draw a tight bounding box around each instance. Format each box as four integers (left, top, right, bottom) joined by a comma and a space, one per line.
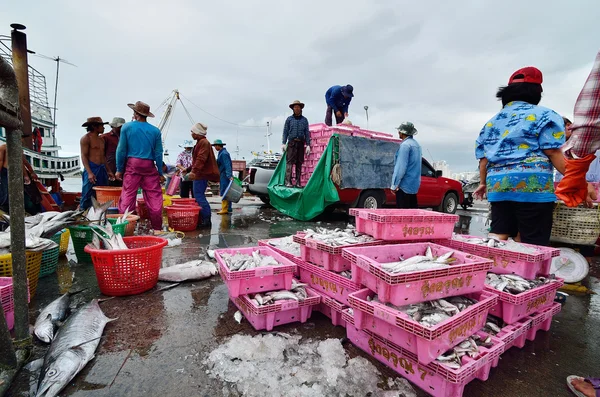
167, 237, 182, 247
205, 334, 417, 397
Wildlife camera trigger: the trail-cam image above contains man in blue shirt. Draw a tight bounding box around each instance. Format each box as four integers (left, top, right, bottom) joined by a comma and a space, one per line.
115, 101, 165, 233
212, 139, 233, 214
282, 100, 310, 187
391, 122, 422, 209
324, 84, 353, 126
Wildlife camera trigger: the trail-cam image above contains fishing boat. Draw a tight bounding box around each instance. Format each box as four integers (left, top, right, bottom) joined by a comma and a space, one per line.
0, 35, 81, 208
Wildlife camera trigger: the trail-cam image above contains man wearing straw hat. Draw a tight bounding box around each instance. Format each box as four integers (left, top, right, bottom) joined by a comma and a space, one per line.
80, 116, 112, 210
282, 100, 310, 187
103, 117, 126, 187
176, 139, 195, 198
212, 139, 233, 215
115, 101, 165, 233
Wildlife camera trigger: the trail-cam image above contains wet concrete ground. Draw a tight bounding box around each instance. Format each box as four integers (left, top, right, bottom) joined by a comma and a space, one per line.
5, 198, 600, 397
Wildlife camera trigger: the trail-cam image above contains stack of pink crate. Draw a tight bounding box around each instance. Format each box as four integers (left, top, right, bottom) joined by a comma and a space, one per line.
1, 277, 15, 330
435, 235, 563, 348
215, 246, 320, 331
341, 209, 510, 396
291, 231, 383, 328
301, 123, 402, 186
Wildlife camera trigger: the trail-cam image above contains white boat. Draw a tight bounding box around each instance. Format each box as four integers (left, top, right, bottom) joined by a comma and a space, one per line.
0, 38, 80, 181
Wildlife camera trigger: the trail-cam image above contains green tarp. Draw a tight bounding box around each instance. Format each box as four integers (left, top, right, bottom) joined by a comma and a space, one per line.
267, 138, 340, 221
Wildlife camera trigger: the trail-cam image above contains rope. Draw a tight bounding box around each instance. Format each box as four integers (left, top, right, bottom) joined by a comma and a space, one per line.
162, 105, 177, 143
179, 99, 196, 124
180, 94, 266, 128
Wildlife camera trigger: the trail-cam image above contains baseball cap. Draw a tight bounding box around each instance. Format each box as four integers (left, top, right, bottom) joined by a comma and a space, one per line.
508, 67, 543, 85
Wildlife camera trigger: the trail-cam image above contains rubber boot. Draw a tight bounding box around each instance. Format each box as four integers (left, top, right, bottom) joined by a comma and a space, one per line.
295, 166, 302, 188
284, 163, 293, 187
217, 200, 229, 215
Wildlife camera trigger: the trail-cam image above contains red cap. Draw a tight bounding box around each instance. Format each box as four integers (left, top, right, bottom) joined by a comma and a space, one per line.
508, 67, 543, 85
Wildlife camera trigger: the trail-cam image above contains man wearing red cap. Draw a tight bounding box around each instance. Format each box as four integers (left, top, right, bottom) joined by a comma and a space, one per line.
474, 66, 566, 246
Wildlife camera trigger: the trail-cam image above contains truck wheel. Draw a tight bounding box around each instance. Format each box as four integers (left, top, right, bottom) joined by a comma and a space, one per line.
439, 192, 458, 214
258, 195, 271, 205
357, 190, 385, 209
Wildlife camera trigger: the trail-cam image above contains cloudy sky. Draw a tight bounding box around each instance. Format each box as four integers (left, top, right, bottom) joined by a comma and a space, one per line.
2, 0, 599, 174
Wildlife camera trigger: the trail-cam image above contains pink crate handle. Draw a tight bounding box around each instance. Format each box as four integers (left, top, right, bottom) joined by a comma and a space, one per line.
355, 256, 372, 271
255, 267, 274, 277
306, 239, 319, 249
280, 301, 299, 310
372, 304, 397, 326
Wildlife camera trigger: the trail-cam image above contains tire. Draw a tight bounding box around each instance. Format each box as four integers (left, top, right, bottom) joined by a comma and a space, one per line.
356, 190, 385, 209
439, 192, 459, 214
258, 195, 271, 205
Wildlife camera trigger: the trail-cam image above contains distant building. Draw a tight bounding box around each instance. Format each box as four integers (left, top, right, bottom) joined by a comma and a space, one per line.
432, 160, 452, 178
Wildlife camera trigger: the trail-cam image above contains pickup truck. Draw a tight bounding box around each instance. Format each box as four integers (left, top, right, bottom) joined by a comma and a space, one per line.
247, 156, 463, 214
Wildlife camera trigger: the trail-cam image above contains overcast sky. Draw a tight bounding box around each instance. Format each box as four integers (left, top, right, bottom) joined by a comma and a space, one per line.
2, 0, 599, 174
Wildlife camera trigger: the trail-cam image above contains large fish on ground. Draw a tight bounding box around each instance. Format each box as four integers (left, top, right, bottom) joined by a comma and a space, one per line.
33, 290, 85, 343
36, 299, 116, 397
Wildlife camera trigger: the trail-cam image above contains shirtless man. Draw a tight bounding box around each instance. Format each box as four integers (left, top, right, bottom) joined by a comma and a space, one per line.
80, 117, 112, 210
0, 143, 42, 214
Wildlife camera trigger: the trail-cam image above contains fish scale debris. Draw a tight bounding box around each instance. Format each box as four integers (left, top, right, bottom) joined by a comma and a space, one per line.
302, 225, 374, 246
485, 273, 553, 294
220, 251, 282, 271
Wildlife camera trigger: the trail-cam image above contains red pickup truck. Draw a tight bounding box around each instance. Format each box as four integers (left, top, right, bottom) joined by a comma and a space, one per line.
335, 157, 463, 213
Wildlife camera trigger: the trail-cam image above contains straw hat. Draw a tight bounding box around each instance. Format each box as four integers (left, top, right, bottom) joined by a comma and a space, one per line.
127, 101, 155, 117
81, 117, 108, 127
289, 100, 305, 109
109, 117, 126, 128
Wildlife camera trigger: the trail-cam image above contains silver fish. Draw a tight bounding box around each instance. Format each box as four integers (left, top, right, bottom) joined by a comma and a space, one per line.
234, 311, 243, 324
85, 197, 113, 223
36, 299, 116, 397
220, 251, 282, 271
299, 226, 374, 247
390, 262, 451, 273
34, 294, 72, 343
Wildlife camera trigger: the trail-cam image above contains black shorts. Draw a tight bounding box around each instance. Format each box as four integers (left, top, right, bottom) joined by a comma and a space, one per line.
490, 201, 555, 246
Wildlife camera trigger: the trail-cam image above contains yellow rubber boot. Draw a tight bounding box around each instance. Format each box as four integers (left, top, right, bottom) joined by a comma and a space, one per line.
217, 200, 229, 215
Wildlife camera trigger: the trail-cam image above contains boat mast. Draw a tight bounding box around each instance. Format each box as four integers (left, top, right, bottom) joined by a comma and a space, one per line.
157, 89, 179, 160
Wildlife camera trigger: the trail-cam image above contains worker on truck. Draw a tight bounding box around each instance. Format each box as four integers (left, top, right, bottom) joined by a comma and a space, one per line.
324, 84, 353, 126
282, 100, 310, 188
391, 122, 422, 209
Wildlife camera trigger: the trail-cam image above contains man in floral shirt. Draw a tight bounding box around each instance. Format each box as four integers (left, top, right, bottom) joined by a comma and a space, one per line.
176, 140, 194, 198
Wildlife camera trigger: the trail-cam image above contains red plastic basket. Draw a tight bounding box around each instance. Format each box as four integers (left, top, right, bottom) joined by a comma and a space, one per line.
165, 205, 201, 232
170, 198, 198, 206
84, 236, 168, 296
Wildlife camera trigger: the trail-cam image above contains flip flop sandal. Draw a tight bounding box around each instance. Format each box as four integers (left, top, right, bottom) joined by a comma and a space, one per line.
567, 375, 600, 397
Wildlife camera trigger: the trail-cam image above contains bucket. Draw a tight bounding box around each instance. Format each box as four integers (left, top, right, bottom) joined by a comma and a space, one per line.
223, 177, 244, 203
93, 187, 122, 206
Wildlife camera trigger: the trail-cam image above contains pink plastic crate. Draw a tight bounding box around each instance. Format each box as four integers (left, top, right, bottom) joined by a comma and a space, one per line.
342, 243, 493, 306
490, 317, 532, 368
344, 311, 504, 397
349, 209, 458, 241
315, 295, 347, 328
215, 247, 297, 298
434, 236, 559, 278
526, 302, 562, 341
485, 278, 564, 324
1, 277, 30, 331
300, 236, 385, 272
257, 238, 302, 262
232, 287, 320, 331
297, 259, 360, 305
347, 289, 498, 365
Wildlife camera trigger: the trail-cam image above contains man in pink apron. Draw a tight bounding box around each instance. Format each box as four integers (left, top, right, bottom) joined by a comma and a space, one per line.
115, 101, 165, 233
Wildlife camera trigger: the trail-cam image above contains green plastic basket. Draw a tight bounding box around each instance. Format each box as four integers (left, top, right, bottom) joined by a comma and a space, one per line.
68, 218, 128, 264
39, 232, 62, 278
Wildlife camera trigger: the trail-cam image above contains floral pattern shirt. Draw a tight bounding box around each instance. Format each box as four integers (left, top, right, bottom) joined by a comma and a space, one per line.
176, 150, 193, 169
475, 101, 565, 202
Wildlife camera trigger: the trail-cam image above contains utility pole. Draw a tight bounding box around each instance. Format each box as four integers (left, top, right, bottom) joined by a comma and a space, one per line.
266, 121, 271, 154
364, 105, 369, 129
9, 23, 32, 343
11, 23, 32, 149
